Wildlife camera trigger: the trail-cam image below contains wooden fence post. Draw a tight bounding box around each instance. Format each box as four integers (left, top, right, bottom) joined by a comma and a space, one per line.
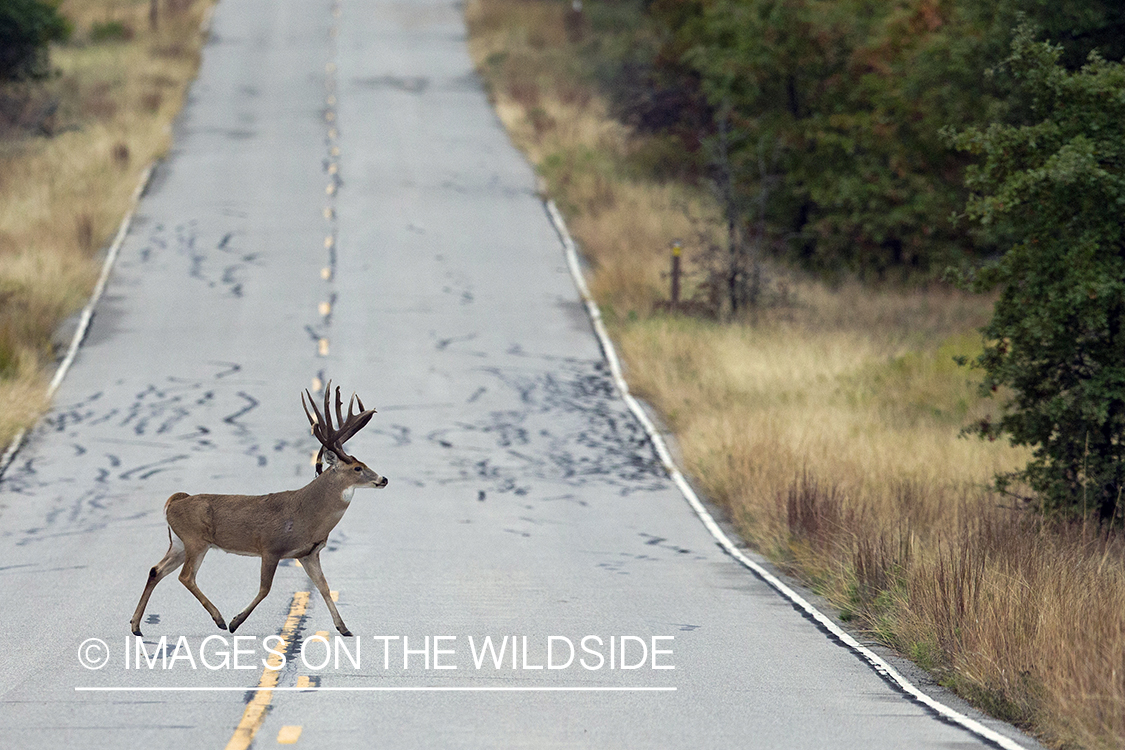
670, 241, 682, 308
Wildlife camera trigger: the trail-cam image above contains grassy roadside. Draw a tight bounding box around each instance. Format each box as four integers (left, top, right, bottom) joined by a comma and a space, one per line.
0, 0, 213, 446
464, 1, 1125, 747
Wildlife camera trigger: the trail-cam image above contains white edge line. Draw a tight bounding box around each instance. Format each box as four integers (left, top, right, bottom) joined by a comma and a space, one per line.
0, 165, 154, 480
544, 199, 1029, 750
75, 686, 676, 692
0, 427, 26, 480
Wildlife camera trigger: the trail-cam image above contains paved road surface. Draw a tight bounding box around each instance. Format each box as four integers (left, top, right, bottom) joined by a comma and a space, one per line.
0, 0, 1041, 748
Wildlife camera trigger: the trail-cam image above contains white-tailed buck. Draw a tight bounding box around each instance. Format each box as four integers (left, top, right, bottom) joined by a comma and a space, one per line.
130, 384, 387, 636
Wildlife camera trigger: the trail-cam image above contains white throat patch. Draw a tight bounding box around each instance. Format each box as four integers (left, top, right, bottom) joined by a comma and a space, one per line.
341, 486, 355, 504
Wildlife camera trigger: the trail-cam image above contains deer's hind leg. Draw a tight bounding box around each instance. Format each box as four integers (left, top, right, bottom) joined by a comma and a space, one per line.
130, 529, 186, 636
227, 554, 281, 634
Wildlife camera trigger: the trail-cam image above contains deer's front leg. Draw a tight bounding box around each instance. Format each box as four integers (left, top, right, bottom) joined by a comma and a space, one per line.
228, 554, 281, 634
178, 544, 227, 631
299, 545, 351, 636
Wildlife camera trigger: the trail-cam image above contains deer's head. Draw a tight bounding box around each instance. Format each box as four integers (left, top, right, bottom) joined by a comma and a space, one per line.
303, 383, 388, 489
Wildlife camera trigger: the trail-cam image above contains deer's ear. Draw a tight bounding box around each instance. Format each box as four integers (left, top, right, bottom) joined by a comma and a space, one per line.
322, 450, 340, 469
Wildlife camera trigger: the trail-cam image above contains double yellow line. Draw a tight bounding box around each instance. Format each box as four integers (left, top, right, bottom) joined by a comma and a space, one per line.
224, 591, 309, 750
229, 1, 340, 745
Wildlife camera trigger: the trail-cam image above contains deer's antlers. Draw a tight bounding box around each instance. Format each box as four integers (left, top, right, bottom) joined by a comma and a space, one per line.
303, 381, 377, 474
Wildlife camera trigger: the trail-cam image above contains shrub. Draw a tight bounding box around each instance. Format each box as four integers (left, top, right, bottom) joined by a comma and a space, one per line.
0, 0, 71, 81
89, 20, 134, 43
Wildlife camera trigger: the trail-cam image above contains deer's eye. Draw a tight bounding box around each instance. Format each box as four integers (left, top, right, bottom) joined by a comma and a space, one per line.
354, 466, 362, 472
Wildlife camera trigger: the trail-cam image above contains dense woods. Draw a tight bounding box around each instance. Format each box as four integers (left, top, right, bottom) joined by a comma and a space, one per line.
622, 0, 1125, 277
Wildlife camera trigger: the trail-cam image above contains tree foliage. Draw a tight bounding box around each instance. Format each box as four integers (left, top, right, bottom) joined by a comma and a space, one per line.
637, 0, 1125, 278
947, 25, 1125, 521
0, 0, 70, 82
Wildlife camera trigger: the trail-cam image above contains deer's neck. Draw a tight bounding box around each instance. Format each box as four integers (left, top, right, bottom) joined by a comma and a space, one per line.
305, 469, 357, 508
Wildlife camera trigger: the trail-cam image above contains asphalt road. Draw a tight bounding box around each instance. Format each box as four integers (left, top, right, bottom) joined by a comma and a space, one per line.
0, 0, 1042, 748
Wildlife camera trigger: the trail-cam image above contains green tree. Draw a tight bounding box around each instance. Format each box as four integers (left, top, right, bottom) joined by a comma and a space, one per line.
999, 1, 1125, 68
641, 0, 1125, 278
0, 0, 70, 81
948, 25, 1125, 521
660, 0, 1012, 278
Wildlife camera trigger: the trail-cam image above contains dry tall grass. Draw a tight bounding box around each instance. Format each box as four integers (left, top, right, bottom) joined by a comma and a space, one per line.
466, 0, 1125, 746
0, 0, 212, 446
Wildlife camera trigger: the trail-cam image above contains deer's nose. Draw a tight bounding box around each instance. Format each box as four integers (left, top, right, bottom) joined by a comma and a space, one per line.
377, 476, 389, 488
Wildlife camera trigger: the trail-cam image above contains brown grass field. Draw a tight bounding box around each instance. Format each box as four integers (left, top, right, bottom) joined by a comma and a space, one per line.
0, 0, 212, 445
465, 0, 1125, 747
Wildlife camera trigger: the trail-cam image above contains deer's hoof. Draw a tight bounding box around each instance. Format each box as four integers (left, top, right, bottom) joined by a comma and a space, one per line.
338, 626, 353, 637
217, 619, 229, 632
131, 625, 142, 636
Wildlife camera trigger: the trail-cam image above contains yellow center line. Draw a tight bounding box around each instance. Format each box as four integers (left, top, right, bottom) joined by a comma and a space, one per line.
277, 725, 303, 744
224, 591, 310, 750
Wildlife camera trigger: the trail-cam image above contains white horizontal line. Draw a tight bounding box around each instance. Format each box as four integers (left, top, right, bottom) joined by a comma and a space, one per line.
75, 686, 676, 692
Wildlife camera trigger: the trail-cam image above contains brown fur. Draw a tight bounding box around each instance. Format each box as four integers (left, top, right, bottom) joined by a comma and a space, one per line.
128, 387, 387, 636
